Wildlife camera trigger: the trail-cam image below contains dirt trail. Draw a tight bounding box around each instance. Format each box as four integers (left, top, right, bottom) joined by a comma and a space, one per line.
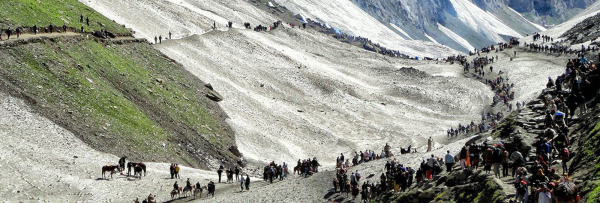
0, 32, 80, 41
0, 31, 137, 43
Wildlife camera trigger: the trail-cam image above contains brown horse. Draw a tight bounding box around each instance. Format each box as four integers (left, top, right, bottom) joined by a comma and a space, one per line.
102, 165, 119, 179
344, 182, 351, 198
170, 188, 181, 199
332, 179, 339, 193
128, 162, 147, 176
134, 166, 143, 179
293, 166, 301, 175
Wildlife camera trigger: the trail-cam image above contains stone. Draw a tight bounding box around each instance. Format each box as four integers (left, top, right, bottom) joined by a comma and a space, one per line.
206, 90, 223, 102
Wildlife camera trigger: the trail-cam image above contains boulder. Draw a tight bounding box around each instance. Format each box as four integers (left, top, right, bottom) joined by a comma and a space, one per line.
206, 90, 223, 102
418, 188, 436, 200
205, 83, 214, 90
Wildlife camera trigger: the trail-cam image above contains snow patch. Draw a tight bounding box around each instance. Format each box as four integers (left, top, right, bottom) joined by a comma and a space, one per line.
448, 0, 523, 42
438, 23, 475, 52
390, 24, 412, 40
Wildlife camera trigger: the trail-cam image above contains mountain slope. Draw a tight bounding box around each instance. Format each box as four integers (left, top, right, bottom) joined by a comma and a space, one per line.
0, 36, 238, 169
347, 0, 543, 53
520, 0, 600, 46
0, 0, 241, 169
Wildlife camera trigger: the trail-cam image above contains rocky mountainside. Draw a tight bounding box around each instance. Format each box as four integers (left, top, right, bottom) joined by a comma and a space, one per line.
347, 0, 598, 52
347, 0, 542, 53
561, 12, 600, 44
474, 0, 596, 25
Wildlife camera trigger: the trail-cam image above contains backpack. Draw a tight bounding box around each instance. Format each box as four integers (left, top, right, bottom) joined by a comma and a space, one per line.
492, 148, 501, 162
562, 149, 570, 160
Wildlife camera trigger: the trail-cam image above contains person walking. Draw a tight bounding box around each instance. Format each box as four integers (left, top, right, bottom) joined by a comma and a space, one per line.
217, 165, 224, 183
445, 150, 454, 172
207, 181, 215, 197
239, 175, 245, 192
244, 174, 250, 190
510, 150, 523, 177
460, 146, 468, 170
427, 137, 433, 152
235, 166, 240, 181
501, 148, 509, 177
426, 155, 435, 179
561, 147, 570, 173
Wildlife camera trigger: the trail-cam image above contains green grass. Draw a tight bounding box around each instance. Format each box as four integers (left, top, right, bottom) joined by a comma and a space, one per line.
588, 181, 600, 203
0, 37, 234, 167
0, 0, 130, 34
584, 120, 600, 202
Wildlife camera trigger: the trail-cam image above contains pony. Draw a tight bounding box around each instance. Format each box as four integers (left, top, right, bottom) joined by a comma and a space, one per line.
182, 185, 193, 197
351, 186, 360, 200
293, 165, 301, 175
128, 162, 147, 176
134, 165, 143, 179
332, 178, 339, 193
102, 165, 119, 179
170, 187, 181, 199
344, 182, 351, 198
370, 185, 377, 199
227, 170, 234, 183
193, 186, 206, 199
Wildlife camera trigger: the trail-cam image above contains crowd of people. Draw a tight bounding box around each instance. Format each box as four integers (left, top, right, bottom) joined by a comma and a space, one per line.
325, 38, 594, 202
0, 13, 121, 42
526, 32, 598, 55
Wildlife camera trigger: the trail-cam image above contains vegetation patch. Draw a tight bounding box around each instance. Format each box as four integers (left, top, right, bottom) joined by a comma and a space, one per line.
0, 0, 130, 34
0, 37, 237, 168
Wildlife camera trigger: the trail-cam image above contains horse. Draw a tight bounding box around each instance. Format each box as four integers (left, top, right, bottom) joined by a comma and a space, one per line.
134, 165, 143, 179
332, 179, 339, 193
227, 170, 234, 183
128, 162, 147, 176
344, 182, 351, 198
370, 185, 377, 199
170, 187, 181, 199
102, 165, 119, 179
293, 166, 301, 175
193, 186, 206, 199
182, 185, 193, 197
351, 186, 359, 200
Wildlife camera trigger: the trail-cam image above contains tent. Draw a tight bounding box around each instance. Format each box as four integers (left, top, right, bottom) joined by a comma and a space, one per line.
294, 14, 308, 24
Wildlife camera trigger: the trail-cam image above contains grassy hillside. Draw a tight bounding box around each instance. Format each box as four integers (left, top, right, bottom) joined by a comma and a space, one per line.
0, 36, 237, 168
0, 0, 130, 34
